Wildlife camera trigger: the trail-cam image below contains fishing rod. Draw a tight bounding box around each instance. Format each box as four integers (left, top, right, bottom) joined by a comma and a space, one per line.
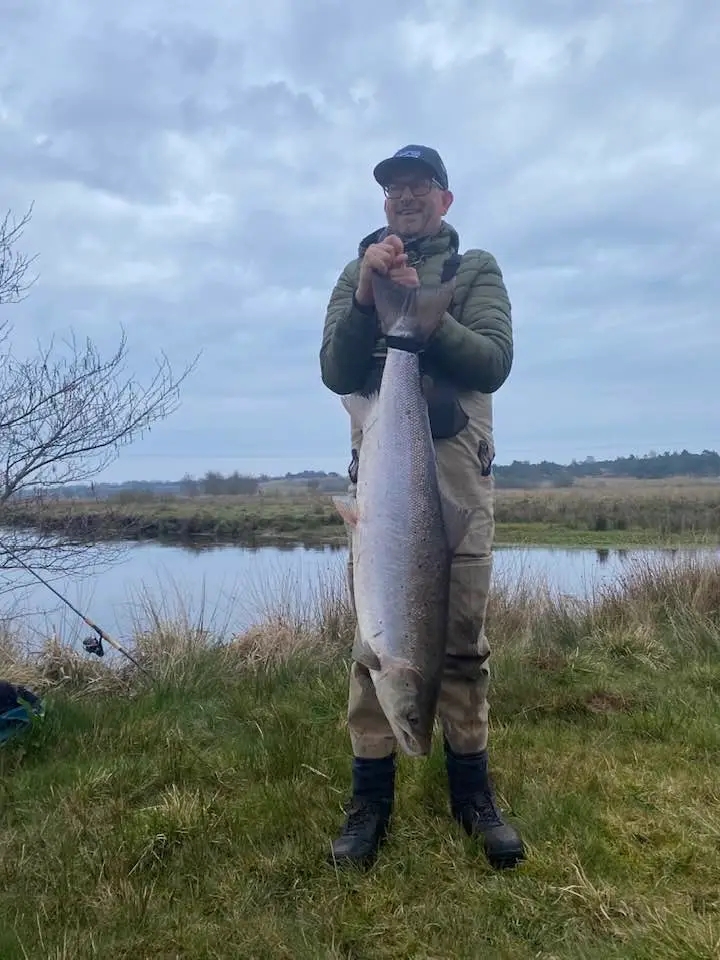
0, 537, 154, 682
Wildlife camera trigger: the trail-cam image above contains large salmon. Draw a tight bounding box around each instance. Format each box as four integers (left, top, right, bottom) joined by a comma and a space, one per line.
333, 270, 473, 757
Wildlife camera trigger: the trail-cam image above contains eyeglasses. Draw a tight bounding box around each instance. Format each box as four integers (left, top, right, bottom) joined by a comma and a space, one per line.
382, 178, 443, 200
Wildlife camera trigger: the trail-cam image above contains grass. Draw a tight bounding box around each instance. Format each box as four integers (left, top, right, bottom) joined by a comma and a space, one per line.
492, 522, 715, 548
494, 479, 720, 539
1, 553, 719, 957
1, 492, 347, 547
3, 478, 720, 549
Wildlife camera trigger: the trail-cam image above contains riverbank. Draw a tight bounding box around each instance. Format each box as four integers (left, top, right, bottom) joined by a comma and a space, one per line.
3, 480, 720, 549
1, 556, 719, 958
493, 523, 717, 548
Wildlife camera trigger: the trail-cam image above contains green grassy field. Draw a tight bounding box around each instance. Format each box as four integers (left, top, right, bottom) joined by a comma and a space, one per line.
1, 554, 719, 958
3, 478, 720, 549
495, 478, 720, 538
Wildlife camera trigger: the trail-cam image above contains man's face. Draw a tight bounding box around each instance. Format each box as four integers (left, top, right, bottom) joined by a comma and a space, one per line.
382, 165, 453, 240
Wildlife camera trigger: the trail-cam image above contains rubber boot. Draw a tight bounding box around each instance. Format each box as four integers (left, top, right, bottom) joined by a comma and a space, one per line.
445, 739, 525, 870
328, 754, 395, 868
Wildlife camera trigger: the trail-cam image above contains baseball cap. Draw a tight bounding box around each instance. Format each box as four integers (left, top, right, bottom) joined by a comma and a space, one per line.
373, 145, 449, 190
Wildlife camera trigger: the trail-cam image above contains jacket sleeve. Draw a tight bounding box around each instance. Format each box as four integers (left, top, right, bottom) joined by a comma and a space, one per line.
423, 251, 513, 393
319, 260, 379, 395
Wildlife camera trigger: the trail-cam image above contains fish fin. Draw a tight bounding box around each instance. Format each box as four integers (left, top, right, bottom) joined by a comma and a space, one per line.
341, 392, 376, 428
332, 495, 359, 528
411, 280, 457, 341
355, 646, 382, 672
371, 270, 456, 343
371, 270, 417, 338
440, 491, 474, 553
377, 653, 421, 676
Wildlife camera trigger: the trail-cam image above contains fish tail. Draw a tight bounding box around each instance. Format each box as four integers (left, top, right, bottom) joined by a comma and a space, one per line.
371, 271, 456, 348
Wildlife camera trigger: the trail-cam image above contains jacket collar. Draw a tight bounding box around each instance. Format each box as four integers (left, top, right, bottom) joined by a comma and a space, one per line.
357, 221, 460, 262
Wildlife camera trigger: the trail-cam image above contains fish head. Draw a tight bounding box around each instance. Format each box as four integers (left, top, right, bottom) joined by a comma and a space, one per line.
374, 660, 437, 757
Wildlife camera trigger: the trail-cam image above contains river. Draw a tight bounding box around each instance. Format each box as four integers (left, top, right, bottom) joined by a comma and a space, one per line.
1, 538, 718, 654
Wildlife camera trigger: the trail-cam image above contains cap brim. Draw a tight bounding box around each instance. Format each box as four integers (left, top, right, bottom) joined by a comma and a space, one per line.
373, 156, 437, 186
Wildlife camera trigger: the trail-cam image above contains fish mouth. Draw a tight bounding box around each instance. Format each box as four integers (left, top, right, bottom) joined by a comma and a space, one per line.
372, 662, 436, 757
395, 724, 432, 757
394, 705, 433, 756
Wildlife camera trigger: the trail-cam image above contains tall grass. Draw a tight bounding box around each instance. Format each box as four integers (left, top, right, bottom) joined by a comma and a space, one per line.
0, 555, 719, 958
495, 480, 720, 534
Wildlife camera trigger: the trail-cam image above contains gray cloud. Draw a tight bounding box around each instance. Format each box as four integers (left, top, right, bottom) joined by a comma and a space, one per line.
1, 0, 718, 480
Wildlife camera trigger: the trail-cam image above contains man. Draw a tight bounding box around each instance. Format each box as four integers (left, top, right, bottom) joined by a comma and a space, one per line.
319, 145, 525, 871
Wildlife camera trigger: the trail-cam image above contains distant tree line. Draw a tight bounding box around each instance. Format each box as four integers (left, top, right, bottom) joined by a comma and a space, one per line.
175, 470, 345, 496
493, 449, 720, 488
179, 471, 260, 496
44, 449, 720, 501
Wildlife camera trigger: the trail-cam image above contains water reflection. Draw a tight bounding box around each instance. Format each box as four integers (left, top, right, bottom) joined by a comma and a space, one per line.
0, 540, 716, 653
592, 546, 692, 566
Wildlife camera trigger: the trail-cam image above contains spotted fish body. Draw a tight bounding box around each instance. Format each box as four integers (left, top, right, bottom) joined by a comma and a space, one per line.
333, 271, 472, 757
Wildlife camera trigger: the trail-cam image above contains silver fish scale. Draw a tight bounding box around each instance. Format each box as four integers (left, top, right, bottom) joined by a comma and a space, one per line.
353, 348, 451, 676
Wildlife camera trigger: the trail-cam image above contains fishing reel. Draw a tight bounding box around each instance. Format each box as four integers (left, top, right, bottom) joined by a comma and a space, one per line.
2, 539, 150, 677
82, 635, 105, 657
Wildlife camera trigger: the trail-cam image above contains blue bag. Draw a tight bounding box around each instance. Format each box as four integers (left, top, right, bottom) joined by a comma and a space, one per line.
0, 680, 44, 744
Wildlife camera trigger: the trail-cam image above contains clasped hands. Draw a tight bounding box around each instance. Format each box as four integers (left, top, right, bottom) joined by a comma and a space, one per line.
355, 234, 420, 308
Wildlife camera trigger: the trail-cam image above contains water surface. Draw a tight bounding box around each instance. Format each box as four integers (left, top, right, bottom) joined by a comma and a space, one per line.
1, 538, 716, 653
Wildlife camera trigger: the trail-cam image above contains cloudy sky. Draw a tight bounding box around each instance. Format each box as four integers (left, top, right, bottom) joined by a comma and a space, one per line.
1, 0, 718, 482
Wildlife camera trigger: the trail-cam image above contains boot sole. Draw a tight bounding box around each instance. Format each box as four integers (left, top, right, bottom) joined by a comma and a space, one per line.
485, 845, 526, 870
453, 814, 526, 870
326, 850, 379, 870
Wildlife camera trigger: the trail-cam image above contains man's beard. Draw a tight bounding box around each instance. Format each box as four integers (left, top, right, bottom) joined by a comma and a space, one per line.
391, 208, 442, 242
394, 210, 424, 241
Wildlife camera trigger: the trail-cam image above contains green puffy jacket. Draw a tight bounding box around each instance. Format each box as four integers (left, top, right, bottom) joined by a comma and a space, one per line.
319, 221, 513, 397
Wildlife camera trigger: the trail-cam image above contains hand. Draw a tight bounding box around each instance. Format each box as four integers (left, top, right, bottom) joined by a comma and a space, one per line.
355, 234, 405, 305
388, 264, 420, 287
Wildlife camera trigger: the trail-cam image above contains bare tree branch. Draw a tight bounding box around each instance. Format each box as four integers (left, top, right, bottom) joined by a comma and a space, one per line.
0, 205, 199, 581
0, 521, 127, 583
0, 204, 38, 309
0, 330, 197, 500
